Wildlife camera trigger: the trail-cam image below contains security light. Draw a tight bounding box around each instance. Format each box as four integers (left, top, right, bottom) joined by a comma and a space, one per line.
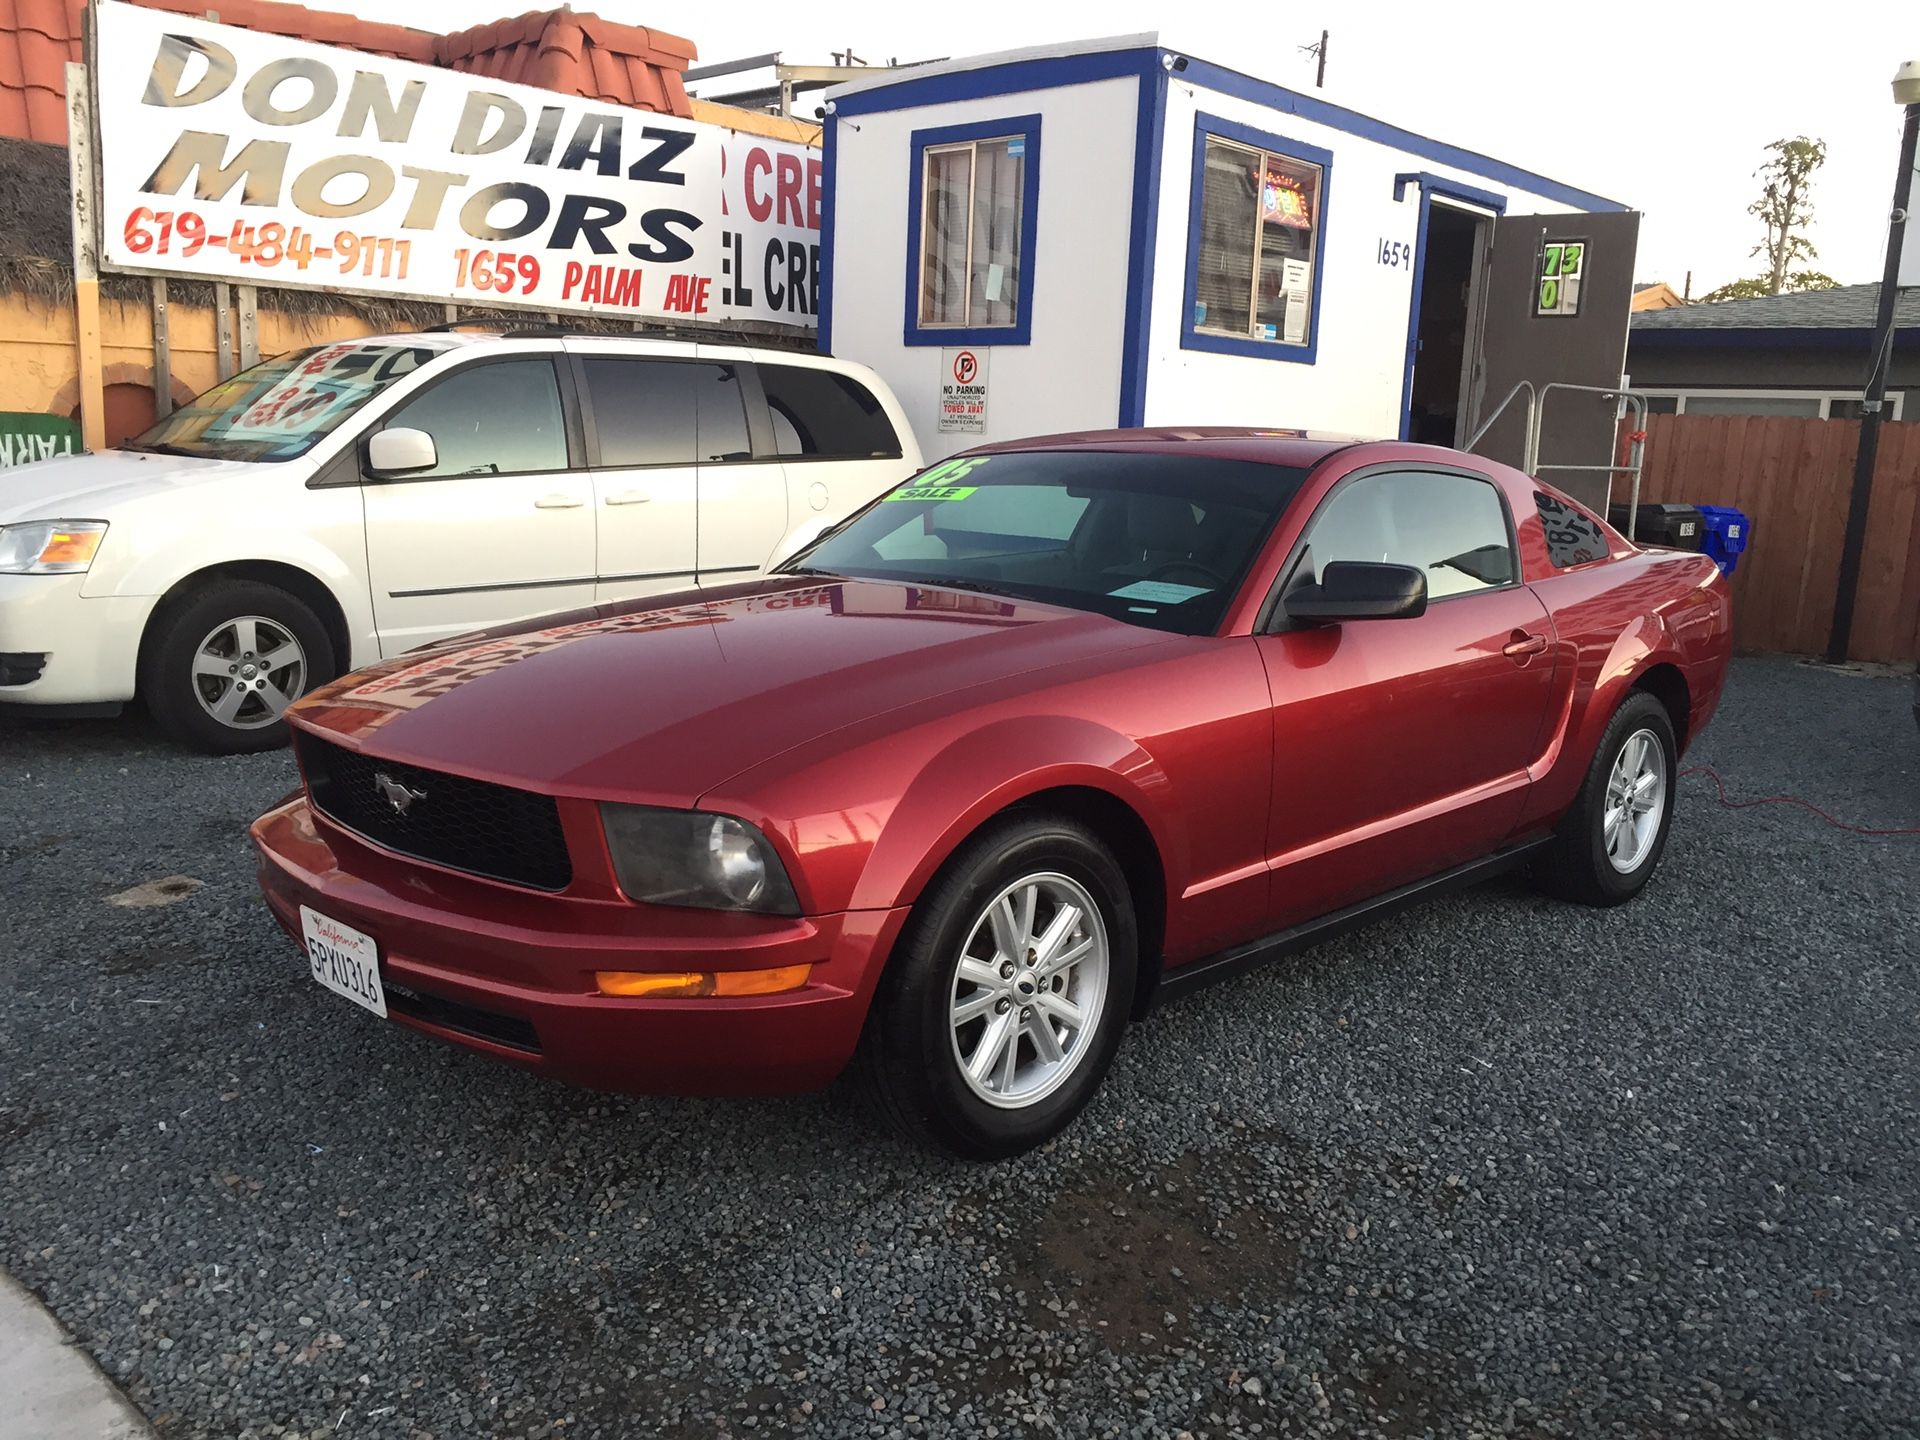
1895, 60, 1920, 106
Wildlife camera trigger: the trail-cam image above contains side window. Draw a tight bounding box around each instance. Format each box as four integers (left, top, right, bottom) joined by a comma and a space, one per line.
1303, 470, 1514, 600
760, 365, 902, 460
387, 360, 565, 478
583, 359, 751, 467
1535, 490, 1610, 568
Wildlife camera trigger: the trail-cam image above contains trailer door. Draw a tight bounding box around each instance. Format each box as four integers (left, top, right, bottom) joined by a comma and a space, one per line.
1462, 210, 1641, 511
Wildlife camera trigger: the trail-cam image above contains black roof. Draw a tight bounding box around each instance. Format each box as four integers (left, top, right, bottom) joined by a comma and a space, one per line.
1631, 282, 1920, 332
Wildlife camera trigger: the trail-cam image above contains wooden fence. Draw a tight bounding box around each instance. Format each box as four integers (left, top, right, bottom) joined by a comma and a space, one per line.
1631, 414, 1920, 664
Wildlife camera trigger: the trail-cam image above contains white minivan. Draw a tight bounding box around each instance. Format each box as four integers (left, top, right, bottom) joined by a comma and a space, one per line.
0, 331, 920, 752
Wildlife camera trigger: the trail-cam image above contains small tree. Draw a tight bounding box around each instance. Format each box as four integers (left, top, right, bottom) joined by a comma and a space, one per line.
1700, 137, 1837, 303
1701, 270, 1839, 304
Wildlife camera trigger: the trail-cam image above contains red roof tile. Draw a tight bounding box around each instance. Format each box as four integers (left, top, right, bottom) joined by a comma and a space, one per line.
0, 0, 694, 145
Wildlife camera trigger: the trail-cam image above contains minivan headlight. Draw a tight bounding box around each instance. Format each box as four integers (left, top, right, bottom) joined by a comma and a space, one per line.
600, 805, 800, 915
0, 520, 108, 574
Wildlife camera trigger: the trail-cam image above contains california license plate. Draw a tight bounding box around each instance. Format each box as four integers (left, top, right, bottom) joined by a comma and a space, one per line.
299, 905, 388, 1019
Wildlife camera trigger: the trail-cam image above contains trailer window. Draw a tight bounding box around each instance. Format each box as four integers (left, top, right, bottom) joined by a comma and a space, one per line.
906, 115, 1040, 345
1185, 119, 1331, 363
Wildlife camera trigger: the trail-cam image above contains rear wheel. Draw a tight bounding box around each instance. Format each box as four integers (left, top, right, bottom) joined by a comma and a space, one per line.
1533, 691, 1677, 906
140, 579, 335, 755
859, 813, 1137, 1159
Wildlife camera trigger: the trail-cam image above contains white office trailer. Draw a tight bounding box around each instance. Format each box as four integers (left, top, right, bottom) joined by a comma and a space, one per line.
820, 36, 1642, 501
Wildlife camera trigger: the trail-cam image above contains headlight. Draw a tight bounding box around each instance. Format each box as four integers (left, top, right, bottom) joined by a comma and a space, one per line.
0, 520, 109, 574
600, 805, 800, 915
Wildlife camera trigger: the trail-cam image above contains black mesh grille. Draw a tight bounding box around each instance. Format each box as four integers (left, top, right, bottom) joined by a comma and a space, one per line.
0, 652, 48, 687
294, 733, 573, 892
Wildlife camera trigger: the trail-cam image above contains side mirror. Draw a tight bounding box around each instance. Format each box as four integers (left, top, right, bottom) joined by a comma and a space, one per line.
1285, 560, 1428, 623
365, 427, 438, 477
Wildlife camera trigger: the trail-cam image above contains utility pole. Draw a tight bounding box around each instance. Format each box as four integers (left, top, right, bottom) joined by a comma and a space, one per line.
1299, 31, 1328, 88
1827, 68, 1919, 663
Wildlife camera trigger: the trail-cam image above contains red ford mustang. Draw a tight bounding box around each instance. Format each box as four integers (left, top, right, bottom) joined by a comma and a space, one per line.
253, 431, 1732, 1157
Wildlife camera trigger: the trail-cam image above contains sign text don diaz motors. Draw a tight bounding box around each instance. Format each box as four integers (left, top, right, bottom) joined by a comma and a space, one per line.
95, 4, 821, 327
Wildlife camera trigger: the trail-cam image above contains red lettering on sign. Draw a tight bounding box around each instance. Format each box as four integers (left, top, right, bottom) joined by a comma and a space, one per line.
562, 260, 584, 299
745, 148, 775, 224
775, 152, 803, 227
807, 157, 823, 230
606, 268, 643, 308
661, 273, 712, 314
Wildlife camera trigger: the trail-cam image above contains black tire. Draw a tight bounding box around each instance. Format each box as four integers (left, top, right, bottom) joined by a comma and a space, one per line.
1532, 691, 1678, 906
858, 812, 1139, 1159
139, 578, 336, 755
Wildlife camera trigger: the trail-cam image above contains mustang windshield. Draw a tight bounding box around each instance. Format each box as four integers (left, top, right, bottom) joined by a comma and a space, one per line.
124, 342, 438, 463
786, 450, 1310, 635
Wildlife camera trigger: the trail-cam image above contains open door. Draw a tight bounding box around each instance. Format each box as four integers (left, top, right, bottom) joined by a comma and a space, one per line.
1461, 211, 1641, 510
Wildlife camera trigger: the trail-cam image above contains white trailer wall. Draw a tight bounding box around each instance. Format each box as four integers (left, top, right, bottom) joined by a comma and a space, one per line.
1142, 78, 1585, 436
824, 67, 1143, 463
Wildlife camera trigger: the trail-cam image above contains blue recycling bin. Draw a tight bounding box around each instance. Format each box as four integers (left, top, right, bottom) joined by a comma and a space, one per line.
1695, 504, 1751, 577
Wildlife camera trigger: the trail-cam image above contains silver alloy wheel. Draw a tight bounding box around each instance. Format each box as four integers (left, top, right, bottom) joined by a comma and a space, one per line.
948, 871, 1110, 1110
191, 616, 306, 730
1603, 727, 1667, 873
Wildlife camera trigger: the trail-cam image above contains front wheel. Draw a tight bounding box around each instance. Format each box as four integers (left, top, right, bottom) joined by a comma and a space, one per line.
139, 579, 335, 755
858, 813, 1138, 1159
1533, 691, 1677, 906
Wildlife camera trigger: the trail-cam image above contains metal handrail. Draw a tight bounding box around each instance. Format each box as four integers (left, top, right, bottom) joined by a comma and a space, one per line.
1531, 383, 1648, 535
1462, 379, 1537, 457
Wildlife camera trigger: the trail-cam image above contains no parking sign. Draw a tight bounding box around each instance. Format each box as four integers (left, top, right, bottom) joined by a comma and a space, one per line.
939, 347, 989, 434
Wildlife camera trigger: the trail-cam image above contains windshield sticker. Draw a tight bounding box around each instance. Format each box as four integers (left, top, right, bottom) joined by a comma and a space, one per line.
886, 484, 977, 502
887, 454, 993, 499
1107, 579, 1210, 604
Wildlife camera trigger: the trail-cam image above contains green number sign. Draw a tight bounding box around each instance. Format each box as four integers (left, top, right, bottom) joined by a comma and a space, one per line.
1536, 239, 1588, 317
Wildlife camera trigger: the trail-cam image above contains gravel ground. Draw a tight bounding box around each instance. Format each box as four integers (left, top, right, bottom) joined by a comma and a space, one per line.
2, 654, 1916, 1440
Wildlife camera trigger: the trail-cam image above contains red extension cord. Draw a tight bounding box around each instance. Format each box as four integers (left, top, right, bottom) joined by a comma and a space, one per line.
1680, 765, 1920, 838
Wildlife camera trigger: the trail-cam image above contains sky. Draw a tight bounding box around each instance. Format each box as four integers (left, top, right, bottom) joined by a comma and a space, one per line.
325, 0, 1919, 295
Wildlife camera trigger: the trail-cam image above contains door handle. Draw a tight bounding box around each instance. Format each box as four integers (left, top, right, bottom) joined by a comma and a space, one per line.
534, 494, 585, 509
1503, 630, 1549, 658
604, 491, 652, 506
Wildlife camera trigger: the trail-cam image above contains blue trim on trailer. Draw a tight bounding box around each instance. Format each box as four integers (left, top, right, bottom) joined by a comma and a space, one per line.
1179, 112, 1333, 366
817, 116, 838, 354
1394, 173, 1508, 439
829, 47, 1155, 118
902, 114, 1043, 348
1118, 57, 1169, 426
1175, 56, 1628, 214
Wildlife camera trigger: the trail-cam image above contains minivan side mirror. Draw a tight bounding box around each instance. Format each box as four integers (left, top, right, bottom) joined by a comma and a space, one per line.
365, 427, 438, 477
1284, 560, 1428, 623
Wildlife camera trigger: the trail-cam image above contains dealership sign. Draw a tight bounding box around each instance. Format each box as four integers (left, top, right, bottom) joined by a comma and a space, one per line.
93, 3, 821, 327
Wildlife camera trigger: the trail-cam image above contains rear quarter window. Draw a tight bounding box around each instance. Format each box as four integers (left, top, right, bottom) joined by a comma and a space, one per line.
1535, 491, 1611, 568
761, 365, 902, 460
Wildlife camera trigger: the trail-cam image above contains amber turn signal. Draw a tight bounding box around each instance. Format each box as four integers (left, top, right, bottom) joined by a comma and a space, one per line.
38, 528, 106, 568
595, 964, 813, 998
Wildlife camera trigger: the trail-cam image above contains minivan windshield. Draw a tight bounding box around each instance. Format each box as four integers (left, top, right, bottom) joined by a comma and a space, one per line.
124, 342, 438, 463
783, 450, 1310, 635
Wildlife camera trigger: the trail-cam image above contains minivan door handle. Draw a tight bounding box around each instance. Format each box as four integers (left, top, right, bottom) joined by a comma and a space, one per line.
533, 493, 585, 509
604, 491, 652, 506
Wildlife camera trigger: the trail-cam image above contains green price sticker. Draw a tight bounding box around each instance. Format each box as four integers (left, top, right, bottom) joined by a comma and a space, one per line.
887, 454, 992, 499
886, 484, 978, 502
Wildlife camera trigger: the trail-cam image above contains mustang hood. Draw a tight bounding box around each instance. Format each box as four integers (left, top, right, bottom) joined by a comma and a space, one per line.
293, 579, 1167, 801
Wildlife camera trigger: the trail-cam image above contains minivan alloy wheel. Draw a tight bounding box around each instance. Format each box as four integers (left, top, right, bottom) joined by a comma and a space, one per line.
948, 871, 1110, 1109
192, 616, 307, 730
1603, 726, 1667, 873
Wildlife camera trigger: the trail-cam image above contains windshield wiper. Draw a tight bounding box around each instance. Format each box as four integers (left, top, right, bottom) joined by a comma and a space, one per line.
119, 440, 195, 457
